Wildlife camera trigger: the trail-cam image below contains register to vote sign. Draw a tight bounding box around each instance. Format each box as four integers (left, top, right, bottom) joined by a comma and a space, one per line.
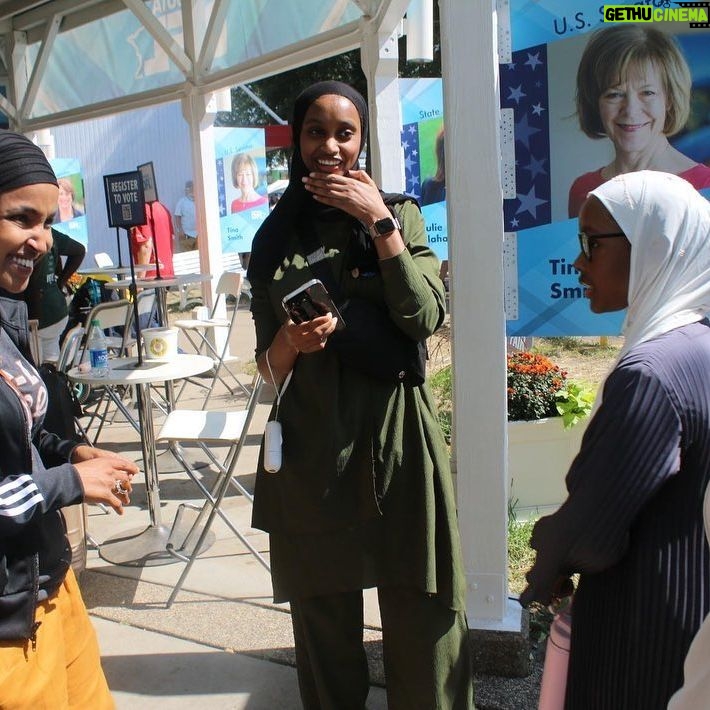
103, 170, 146, 229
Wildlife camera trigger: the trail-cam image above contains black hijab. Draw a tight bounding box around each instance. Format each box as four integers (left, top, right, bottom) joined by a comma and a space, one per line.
0, 130, 57, 192
247, 81, 416, 283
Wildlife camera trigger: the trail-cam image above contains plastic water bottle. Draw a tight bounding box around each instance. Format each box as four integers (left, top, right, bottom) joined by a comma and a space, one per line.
87, 318, 109, 377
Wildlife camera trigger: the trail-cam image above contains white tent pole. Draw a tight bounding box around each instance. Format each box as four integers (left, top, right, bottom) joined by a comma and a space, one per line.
440, 0, 519, 630
361, 25, 405, 191
181, 92, 224, 320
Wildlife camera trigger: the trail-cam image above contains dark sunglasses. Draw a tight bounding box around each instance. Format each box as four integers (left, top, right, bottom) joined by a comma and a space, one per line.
578, 231, 626, 261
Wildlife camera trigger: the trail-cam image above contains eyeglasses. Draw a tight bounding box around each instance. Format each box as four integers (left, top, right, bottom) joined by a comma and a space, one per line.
578, 231, 626, 261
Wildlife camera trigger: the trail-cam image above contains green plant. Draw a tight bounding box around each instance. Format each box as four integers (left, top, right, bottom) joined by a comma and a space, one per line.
507, 511, 555, 647
556, 381, 595, 429
429, 364, 453, 443
507, 352, 567, 421
507, 515, 536, 595
429, 354, 592, 442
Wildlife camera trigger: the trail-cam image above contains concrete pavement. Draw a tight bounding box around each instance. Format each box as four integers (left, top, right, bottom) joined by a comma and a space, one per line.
74, 297, 540, 709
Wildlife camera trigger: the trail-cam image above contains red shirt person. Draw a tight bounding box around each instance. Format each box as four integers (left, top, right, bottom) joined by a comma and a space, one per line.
130, 201, 175, 278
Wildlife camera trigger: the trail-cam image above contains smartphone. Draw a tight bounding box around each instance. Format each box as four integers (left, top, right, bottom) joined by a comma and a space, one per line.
281, 278, 345, 329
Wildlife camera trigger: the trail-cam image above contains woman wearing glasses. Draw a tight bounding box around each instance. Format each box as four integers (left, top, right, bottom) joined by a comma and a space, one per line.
522, 171, 710, 709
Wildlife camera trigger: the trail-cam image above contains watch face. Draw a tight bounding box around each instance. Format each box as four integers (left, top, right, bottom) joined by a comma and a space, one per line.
374, 217, 399, 235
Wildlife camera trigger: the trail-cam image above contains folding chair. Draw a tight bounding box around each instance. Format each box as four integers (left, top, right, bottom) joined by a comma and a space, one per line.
173, 271, 250, 408
55, 324, 112, 547
28, 319, 41, 364
77, 300, 138, 443
94, 252, 114, 268
125, 290, 157, 348
57, 324, 85, 373
55, 325, 90, 441
80, 299, 133, 359
155, 373, 269, 607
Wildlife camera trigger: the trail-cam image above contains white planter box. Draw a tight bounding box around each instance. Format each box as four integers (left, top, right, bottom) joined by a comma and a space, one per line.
508, 416, 588, 521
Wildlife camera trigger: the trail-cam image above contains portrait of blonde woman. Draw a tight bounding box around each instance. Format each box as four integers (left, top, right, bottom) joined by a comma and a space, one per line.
230, 153, 268, 213
568, 25, 710, 217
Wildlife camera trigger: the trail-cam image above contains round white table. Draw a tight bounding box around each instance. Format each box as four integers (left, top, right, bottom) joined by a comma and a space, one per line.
77, 264, 153, 277
68, 354, 213, 566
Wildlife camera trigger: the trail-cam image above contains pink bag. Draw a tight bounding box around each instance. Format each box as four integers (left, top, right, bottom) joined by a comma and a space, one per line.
538, 605, 572, 709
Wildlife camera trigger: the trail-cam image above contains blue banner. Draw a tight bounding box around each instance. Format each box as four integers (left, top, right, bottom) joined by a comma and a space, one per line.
510, 0, 635, 51
50, 158, 88, 247
214, 127, 268, 254
400, 78, 448, 261
504, 3, 710, 335
508, 220, 625, 336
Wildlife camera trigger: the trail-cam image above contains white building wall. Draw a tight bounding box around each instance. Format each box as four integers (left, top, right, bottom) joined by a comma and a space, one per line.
51, 101, 192, 263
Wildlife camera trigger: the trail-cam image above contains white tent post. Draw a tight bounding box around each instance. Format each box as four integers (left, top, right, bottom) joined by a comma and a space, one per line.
361, 23, 405, 191
440, 0, 526, 654
181, 91, 227, 330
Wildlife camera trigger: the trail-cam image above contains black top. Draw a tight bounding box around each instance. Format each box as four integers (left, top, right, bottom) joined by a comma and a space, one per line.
523, 321, 710, 709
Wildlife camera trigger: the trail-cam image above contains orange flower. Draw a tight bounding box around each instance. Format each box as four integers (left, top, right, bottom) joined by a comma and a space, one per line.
507, 352, 567, 421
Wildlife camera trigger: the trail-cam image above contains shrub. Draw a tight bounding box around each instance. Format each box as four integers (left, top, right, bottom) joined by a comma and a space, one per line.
428, 352, 594, 442
507, 352, 567, 422
429, 364, 453, 443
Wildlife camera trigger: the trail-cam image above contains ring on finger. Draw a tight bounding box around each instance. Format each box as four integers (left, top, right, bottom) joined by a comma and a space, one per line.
114, 480, 128, 496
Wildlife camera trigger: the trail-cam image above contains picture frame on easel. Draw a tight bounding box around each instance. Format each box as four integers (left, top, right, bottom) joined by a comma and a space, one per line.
138, 161, 158, 204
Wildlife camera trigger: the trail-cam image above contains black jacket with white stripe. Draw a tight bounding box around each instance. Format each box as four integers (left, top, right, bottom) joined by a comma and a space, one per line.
0, 296, 83, 642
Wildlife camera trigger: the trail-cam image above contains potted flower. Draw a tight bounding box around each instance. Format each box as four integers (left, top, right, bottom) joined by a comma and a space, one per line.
507, 351, 593, 428
507, 351, 594, 519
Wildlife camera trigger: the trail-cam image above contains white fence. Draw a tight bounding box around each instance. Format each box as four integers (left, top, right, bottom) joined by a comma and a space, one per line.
172, 251, 245, 309
172, 250, 244, 276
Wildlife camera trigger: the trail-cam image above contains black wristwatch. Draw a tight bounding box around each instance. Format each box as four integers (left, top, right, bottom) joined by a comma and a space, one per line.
368, 215, 401, 239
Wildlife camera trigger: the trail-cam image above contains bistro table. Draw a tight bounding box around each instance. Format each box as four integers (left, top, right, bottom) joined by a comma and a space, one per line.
104, 273, 212, 326
77, 264, 153, 278
68, 354, 213, 566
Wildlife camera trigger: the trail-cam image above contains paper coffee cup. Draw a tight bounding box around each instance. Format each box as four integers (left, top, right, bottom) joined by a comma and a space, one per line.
143, 327, 178, 360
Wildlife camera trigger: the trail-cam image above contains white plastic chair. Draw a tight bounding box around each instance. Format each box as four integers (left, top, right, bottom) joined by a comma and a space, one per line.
156, 373, 269, 606
55, 325, 89, 441
125, 290, 157, 353
80, 299, 133, 359
173, 271, 249, 407
77, 300, 138, 443
94, 252, 114, 268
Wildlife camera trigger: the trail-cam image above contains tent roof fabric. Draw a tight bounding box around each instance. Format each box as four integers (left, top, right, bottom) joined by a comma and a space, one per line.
0, 0, 407, 131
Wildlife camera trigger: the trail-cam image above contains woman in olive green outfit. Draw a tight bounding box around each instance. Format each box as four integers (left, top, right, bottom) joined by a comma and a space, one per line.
247, 81, 474, 710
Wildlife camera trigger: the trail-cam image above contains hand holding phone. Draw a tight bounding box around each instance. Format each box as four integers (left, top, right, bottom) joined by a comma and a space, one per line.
281, 279, 345, 330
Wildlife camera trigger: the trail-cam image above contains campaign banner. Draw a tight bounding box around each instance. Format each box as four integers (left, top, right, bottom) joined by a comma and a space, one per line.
50, 158, 88, 247
400, 78, 448, 260
214, 127, 269, 254
503, 2, 710, 336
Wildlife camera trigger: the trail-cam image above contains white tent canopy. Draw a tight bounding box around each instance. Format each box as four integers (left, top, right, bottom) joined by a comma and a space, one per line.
0, 1, 388, 129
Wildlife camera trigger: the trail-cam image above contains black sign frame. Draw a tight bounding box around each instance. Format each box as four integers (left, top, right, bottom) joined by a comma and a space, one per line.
103, 170, 146, 228
138, 161, 158, 203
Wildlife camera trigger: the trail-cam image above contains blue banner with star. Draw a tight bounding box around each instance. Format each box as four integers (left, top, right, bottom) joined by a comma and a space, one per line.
504, 3, 710, 336
502, 44, 551, 233
400, 79, 448, 261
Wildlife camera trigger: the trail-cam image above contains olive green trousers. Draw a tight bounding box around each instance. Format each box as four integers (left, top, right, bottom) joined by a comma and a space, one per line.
290, 586, 475, 710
